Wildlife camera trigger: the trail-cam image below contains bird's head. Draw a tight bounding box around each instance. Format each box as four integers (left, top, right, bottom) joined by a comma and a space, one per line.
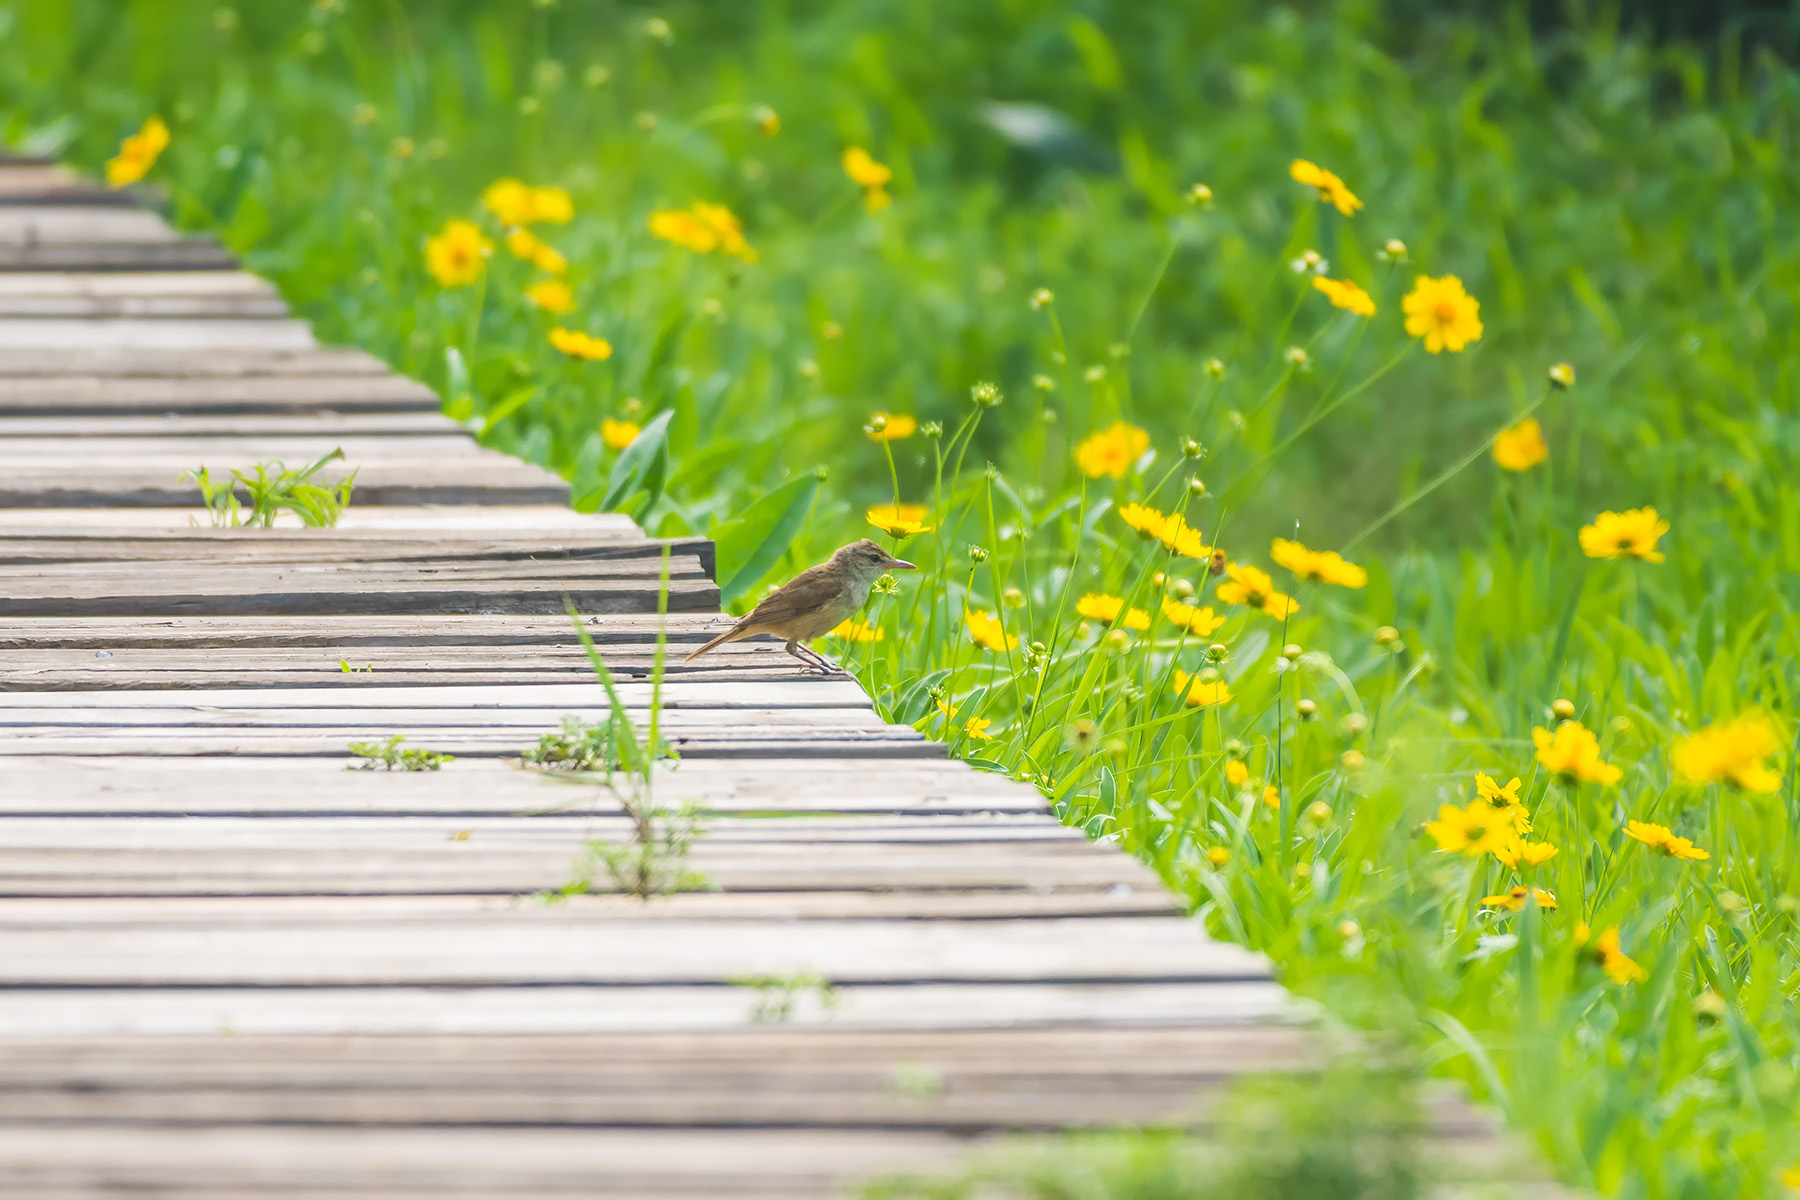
832, 538, 916, 582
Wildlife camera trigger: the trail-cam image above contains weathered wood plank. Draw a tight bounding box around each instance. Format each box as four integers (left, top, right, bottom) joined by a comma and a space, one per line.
0, 730, 939, 759
0, 206, 176, 242
0, 270, 275, 296
0, 756, 1038, 815
0, 505, 640, 533
0, 612, 719, 647
0, 346, 391, 376
0, 889, 1172, 921
0, 680, 868, 709
0, 916, 1267, 985
0, 295, 288, 317
0, 316, 310, 346
0, 241, 239, 271
0, 412, 459, 438
0, 980, 1292, 1035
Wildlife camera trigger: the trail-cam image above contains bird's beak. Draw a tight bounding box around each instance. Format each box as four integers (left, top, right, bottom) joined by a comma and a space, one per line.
887, 557, 917, 570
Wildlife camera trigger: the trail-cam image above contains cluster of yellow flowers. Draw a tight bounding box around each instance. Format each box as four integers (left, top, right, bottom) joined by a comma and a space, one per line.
1117, 502, 1212, 559
105, 115, 169, 188
648, 200, 757, 262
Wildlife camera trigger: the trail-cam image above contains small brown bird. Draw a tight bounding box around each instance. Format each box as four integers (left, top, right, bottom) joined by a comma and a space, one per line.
686, 539, 915, 672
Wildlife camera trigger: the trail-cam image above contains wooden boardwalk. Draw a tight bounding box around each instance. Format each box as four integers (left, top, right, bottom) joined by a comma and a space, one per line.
0, 157, 1558, 1197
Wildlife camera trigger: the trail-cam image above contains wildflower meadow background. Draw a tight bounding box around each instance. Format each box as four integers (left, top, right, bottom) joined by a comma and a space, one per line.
5, 1, 1800, 1195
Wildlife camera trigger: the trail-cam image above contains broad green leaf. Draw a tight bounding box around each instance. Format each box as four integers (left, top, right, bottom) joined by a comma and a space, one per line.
600, 410, 674, 512
712, 473, 821, 605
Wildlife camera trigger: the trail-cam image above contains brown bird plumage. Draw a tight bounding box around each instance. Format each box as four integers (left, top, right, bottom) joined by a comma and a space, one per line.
686, 539, 916, 672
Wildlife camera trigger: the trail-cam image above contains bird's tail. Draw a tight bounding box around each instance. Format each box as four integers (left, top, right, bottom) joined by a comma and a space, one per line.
684, 619, 753, 662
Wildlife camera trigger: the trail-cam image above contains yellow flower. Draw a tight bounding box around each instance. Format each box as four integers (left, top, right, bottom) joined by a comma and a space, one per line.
1270, 538, 1366, 588
829, 618, 885, 643
1579, 507, 1669, 562
424, 218, 491, 288
1118, 502, 1167, 539
964, 717, 994, 741
1424, 801, 1511, 857
1480, 886, 1558, 912
506, 228, 568, 275
867, 504, 934, 536
1474, 773, 1532, 834
1575, 923, 1648, 984
1672, 713, 1783, 792
1172, 671, 1232, 708
1548, 362, 1576, 390
965, 608, 1018, 653
1206, 846, 1232, 868
649, 202, 756, 262
529, 186, 574, 224
524, 279, 576, 315
599, 418, 640, 450
1216, 563, 1299, 619
1402, 275, 1484, 353
865, 413, 917, 442
754, 106, 781, 136
484, 178, 573, 226
1494, 839, 1560, 869
105, 115, 170, 188
1624, 820, 1711, 861
1161, 597, 1227, 637
842, 146, 892, 188
1493, 419, 1548, 472
1226, 760, 1250, 786
1076, 594, 1149, 631
1533, 721, 1623, 786
1779, 1165, 1800, 1190
1075, 421, 1151, 479
1311, 276, 1376, 316
690, 201, 757, 262
1262, 785, 1281, 808
1288, 158, 1362, 216
649, 208, 717, 253
936, 698, 958, 720
483, 178, 534, 225
549, 327, 613, 360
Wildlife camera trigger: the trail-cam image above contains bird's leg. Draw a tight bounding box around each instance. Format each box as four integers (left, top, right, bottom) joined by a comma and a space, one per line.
784, 639, 834, 675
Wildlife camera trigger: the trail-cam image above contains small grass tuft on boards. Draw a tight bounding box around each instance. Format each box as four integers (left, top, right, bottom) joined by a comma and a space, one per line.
530, 550, 711, 901
183, 448, 357, 528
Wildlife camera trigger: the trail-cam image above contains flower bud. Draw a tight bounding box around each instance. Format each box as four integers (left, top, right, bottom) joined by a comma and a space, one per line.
1377, 238, 1407, 261
1282, 643, 1303, 661
1340, 712, 1369, 737
1551, 698, 1576, 721
1197, 667, 1220, 684
1340, 749, 1366, 770
1204, 358, 1226, 379
1206, 846, 1231, 867
921, 420, 943, 438
1373, 625, 1400, 646
1548, 362, 1575, 390
1186, 182, 1213, 206
1029, 288, 1054, 310
1187, 477, 1207, 498
1206, 643, 1229, 663
1173, 578, 1195, 599
1208, 550, 1227, 576
1284, 346, 1309, 367
1083, 364, 1106, 383
970, 381, 1001, 407
1032, 373, 1055, 391
1002, 587, 1025, 609
1305, 800, 1333, 823
967, 544, 989, 564
1181, 438, 1206, 460
1104, 629, 1131, 651
1296, 698, 1317, 719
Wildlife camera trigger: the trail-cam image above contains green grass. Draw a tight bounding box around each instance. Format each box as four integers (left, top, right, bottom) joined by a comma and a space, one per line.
4, 2, 1799, 1195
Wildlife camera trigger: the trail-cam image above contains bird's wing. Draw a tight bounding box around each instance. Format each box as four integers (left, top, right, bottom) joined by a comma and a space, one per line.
741, 563, 840, 630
